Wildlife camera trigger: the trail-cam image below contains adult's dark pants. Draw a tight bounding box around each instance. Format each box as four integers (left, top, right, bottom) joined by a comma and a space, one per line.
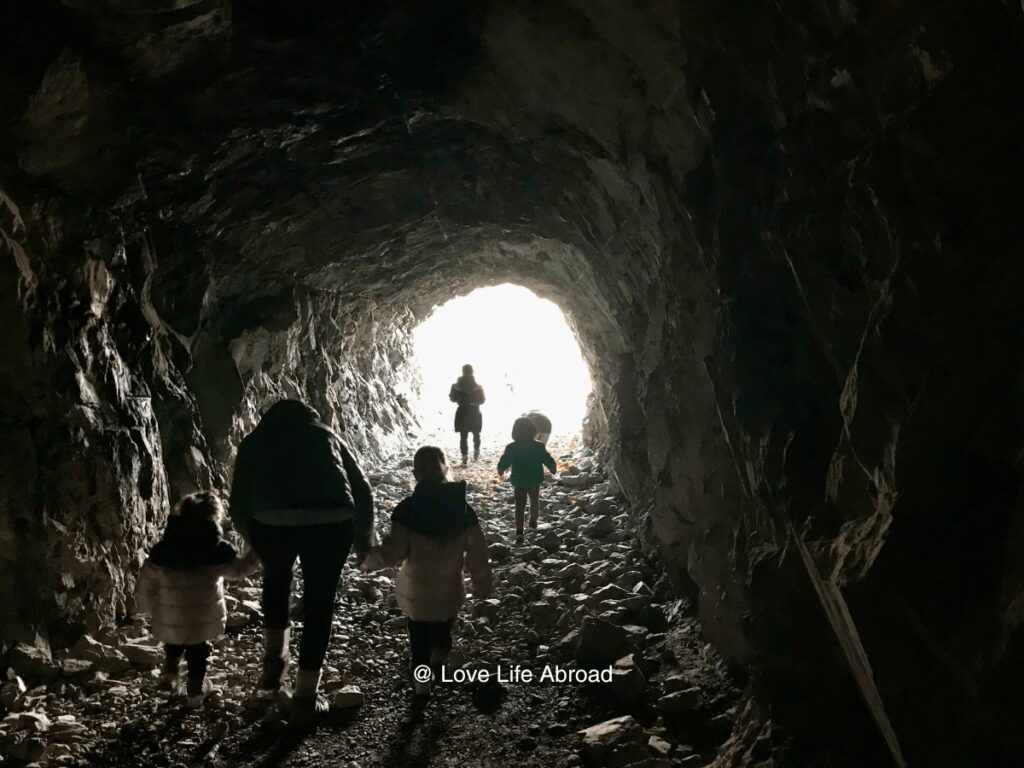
164, 641, 211, 680
250, 520, 353, 671
459, 431, 481, 457
408, 619, 455, 671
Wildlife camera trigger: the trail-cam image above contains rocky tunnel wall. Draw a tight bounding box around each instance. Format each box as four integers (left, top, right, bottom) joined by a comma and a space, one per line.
0, 187, 424, 646
3, 1, 1024, 765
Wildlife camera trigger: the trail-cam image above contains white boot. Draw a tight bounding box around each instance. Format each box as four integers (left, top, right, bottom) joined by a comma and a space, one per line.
257, 627, 291, 696
289, 668, 328, 732
156, 669, 180, 692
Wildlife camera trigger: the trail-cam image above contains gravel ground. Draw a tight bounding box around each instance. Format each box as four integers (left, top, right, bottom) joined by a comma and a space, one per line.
1, 436, 739, 768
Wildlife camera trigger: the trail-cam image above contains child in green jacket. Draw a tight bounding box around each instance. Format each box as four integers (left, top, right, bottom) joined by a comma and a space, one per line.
497, 417, 557, 540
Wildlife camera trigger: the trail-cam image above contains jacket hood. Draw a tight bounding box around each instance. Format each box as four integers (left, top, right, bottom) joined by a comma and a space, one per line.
149, 515, 236, 571
394, 480, 476, 540
259, 399, 321, 427
454, 375, 477, 390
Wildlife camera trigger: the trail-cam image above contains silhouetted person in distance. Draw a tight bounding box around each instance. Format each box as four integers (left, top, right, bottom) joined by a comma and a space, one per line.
449, 364, 486, 465
229, 399, 374, 732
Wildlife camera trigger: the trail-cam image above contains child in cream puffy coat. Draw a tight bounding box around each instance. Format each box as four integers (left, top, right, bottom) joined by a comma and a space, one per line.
135, 492, 258, 707
363, 446, 493, 695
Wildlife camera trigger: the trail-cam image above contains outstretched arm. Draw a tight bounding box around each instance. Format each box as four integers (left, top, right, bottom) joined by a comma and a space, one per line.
336, 438, 375, 558
222, 545, 260, 580
363, 522, 410, 570
228, 441, 256, 541
497, 447, 512, 475
543, 450, 557, 475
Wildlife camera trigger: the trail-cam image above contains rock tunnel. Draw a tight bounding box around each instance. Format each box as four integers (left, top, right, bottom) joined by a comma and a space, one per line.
2, 1, 1023, 765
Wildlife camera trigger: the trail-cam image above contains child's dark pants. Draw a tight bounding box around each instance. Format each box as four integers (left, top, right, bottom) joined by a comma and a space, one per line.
250, 520, 353, 671
408, 619, 454, 674
514, 485, 540, 534
164, 642, 211, 680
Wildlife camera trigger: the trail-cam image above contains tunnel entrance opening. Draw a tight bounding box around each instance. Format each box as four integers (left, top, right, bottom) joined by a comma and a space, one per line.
409, 283, 592, 452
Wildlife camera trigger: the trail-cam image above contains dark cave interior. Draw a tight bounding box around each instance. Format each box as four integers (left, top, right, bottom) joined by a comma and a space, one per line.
2, 1, 1024, 766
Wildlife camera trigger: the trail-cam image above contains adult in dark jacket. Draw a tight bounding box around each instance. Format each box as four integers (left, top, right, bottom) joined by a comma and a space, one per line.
449, 364, 486, 464
229, 399, 374, 730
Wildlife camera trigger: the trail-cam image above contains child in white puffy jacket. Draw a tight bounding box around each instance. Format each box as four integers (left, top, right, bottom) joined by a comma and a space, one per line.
363, 446, 493, 696
135, 492, 258, 707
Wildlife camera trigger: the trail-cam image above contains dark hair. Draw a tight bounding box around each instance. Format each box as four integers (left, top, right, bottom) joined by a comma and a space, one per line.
149, 492, 233, 570
512, 417, 538, 441
462, 364, 473, 376
394, 479, 477, 541
261, 399, 320, 425
413, 446, 448, 483
176, 492, 224, 523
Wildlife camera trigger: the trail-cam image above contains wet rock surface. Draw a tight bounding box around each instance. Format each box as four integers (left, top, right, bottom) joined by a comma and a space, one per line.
0, 438, 740, 767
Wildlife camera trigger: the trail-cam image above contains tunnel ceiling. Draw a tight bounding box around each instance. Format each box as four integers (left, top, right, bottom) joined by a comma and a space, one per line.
14, 0, 685, 319
3, 2, 1024, 766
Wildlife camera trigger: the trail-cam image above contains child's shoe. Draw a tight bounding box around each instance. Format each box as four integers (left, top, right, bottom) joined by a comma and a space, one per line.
156, 670, 179, 692
185, 678, 219, 709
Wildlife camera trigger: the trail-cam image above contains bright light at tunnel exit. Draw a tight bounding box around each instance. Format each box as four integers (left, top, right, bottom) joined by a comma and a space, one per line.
411, 284, 592, 444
